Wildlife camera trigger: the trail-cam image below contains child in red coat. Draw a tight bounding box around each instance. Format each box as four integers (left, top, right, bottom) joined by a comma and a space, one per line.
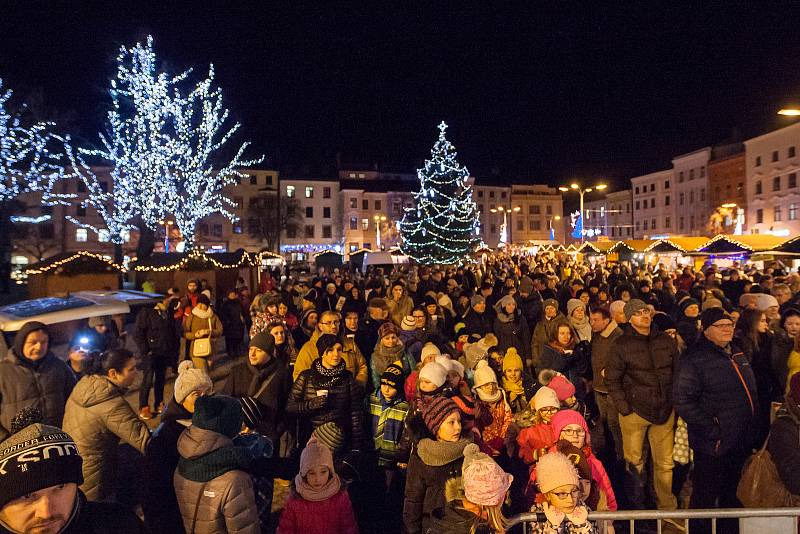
277, 438, 359, 534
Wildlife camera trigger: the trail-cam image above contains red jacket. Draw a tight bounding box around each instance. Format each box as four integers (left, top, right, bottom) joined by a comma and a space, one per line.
277, 489, 359, 534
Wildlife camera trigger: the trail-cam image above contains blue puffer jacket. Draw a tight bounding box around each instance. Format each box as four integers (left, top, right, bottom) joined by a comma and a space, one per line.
673, 336, 758, 456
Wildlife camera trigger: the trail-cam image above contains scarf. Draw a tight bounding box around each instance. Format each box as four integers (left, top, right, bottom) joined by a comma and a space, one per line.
191, 306, 213, 320
313, 358, 347, 389
177, 445, 254, 483
416, 437, 472, 466
247, 358, 278, 397
494, 308, 515, 324
502, 375, 526, 403
476, 386, 502, 404
570, 315, 592, 342
372, 342, 406, 377
294, 471, 342, 502
549, 338, 576, 353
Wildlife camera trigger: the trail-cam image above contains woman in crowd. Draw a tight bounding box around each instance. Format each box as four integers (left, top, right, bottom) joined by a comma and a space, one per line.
269, 318, 299, 370
183, 293, 223, 373
493, 295, 531, 364
501, 348, 538, 413
734, 308, 775, 446
472, 360, 513, 459
63, 348, 151, 502
292, 309, 319, 348
370, 321, 415, 391
567, 299, 591, 342
539, 323, 588, 400
387, 281, 415, 327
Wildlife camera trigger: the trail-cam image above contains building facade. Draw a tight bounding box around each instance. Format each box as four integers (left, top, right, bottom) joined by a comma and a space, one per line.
707, 143, 746, 234
472, 184, 511, 248
605, 189, 633, 239
510, 185, 564, 243
672, 148, 711, 236
745, 121, 800, 236
630, 170, 674, 238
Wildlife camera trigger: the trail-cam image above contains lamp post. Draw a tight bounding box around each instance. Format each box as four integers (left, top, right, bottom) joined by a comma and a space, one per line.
490, 205, 521, 246
546, 215, 561, 241
159, 220, 174, 253
558, 182, 607, 242
373, 214, 387, 250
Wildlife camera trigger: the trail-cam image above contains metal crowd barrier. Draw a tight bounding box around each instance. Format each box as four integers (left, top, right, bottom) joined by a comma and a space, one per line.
508, 507, 800, 534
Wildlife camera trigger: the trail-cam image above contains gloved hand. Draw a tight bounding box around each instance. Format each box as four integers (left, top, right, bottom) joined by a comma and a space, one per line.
543, 502, 565, 527
566, 505, 589, 525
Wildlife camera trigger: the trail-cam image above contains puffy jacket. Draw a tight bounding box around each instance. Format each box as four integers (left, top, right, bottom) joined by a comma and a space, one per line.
591, 321, 623, 393
462, 308, 494, 339
605, 325, 678, 425
174, 426, 260, 534
292, 330, 368, 387
287, 364, 364, 448
516, 292, 544, 333
220, 357, 292, 441
62, 375, 151, 501
493, 314, 531, 361
673, 336, 758, 456
142, 399, 192, 534
767, 396, 800, 495
276, 489, 359, 534
0, 349, 75, 441
531, 313, 567, 367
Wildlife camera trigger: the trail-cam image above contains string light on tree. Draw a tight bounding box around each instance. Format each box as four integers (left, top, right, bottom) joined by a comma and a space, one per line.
400, 121, 480, 264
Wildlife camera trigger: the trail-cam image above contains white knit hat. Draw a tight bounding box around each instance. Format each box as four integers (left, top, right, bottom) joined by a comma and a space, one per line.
419, 361, 448, 388
535, 451, 580, 494
174, 360, 213, 404
472, 359, 498, 389
420, 342, 442, 362
401, 315, 417, 331
532, 386, 560, 411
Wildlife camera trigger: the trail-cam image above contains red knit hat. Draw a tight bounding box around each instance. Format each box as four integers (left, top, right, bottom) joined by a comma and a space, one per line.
422, 396, 460, 436
548, 375, 576, 401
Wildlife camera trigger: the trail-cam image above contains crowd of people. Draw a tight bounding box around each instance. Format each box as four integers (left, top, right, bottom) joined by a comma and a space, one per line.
1, 254, 800, 533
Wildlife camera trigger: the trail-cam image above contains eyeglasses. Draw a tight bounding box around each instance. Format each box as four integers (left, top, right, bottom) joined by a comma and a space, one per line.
631, 309, 650, 317
561, 428, 586, 437
320, 320, 340, 326
551, 489, 581, 500
412, 314, 426, 319
539, 407, 558, 415
710, 322, 734, 329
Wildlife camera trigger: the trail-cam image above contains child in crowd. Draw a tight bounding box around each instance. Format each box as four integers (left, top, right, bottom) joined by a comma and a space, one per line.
530, 451, 597, 534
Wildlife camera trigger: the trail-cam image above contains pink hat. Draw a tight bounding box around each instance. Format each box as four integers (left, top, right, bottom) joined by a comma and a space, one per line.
548, 375, 576, 401
551, 410, 591, 442
461, 443, 513, 506
535, 451, 580, 494
299, 437, 334, 477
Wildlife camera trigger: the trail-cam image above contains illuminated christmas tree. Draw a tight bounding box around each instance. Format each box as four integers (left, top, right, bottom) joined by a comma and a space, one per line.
400, 122, 480, 264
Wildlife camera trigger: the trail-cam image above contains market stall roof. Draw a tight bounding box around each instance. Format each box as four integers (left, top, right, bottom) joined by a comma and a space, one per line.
25, 251, 126, 276
577, 240, 617, 254
769, 235, 800, 255
645, 237, 710, 254
312, 250, 343, 259
609, 239, 655, 253
131, 248, 256, 272
694, 234, 788, 255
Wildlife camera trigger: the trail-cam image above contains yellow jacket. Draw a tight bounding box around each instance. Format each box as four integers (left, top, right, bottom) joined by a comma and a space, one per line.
787, 350, 800, 395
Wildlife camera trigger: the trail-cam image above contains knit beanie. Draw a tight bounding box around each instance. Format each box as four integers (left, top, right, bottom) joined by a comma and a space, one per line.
0, 409, 83, 507
197, 293, 211, 306
496, 294, 516, 310
463, 343, 488, 370
192, 395, 243, 439
315, 333, 341, 356
551, 410, 591, 441
326, 282, 337, 293
679, 298, 700, 315
543, 299, 559, 313
700, 307, 732, 331
311, 422, 345, 453
249, 330, 275, 354
652, 312, 677, 333
420, 342, 442, 362
422, 396, 460, 436
438, 294, 453, 310
300, 437, 334, 477
535, 451, 580, 494
419, 361, 448, 388
519, 276, 534, 294
532, 386, 560, 411
567, 299, 584, 318
473, 359, 498, 389
502, 348, 523, 371
548, 375, 576, 401
379, 321, 400, 339
461, 443, 513, 506
401, 315, 417, 331
754, 293, 779, 312
701, 297, 723, 312
471, 294, 486, 307
380, 363, 405, 392
174, 360, 213, 404
623, 299, 648, 320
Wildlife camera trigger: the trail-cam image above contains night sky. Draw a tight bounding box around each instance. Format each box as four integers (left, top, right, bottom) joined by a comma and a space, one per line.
3, 2, 800, 190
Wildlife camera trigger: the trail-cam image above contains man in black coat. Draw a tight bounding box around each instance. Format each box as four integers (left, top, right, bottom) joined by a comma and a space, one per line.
134, 295, 181, 419
462, 294, 494, 340
356, 297, 388, 364
674, 308, 757, 529
218, 289, 246, 359
605, 299, 679, 512
515, 275, 543, 329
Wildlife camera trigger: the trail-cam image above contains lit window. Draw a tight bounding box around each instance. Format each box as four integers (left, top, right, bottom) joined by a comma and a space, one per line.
790, 204, 798, 221
286, 185, 295, 198
305, 186, 314, 198
350, 217, 358, 230
362, 218, 369, 230
76, 229, 88, 242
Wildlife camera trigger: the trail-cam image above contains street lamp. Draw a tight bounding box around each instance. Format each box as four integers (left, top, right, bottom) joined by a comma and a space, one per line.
778, 109, 800, 116
558, 182, 607, 242
547, 215, 561, 241
489, 205, 520, 246
159, 220, 174, 252
373, 214, 387, 250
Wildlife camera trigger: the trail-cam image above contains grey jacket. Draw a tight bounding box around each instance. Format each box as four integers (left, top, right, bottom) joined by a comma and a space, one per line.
62, 375, 150, 501
0, 350, 75, 441
174, 426, 260, 534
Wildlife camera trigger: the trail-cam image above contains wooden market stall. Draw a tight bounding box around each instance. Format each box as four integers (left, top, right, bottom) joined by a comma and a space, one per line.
25, 251, 125, 299
608, 239, 657, 263
131, 249, 259, 300
313, 250, 344, 271
692, 234, 789, 268
644, 237, 711, 269
577, 240, 617, 263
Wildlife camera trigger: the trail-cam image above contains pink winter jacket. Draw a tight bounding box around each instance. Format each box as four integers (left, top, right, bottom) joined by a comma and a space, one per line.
277, 489, 359, 534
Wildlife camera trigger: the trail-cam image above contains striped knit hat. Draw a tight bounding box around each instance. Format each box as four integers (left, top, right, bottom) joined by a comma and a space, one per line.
401, 315, 417, 331
312, 422, 345, 453
422, 396, 460, 436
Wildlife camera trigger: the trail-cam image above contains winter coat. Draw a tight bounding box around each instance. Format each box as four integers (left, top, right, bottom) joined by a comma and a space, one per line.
62, 375, 151, 501
133, 303, 180, 364
142, 399, 192, 534
0, 490, 145, 534
356, 316, 384, 364
292, 330, 369, 388
605, 325, 679, 425
673, 336, 758, 456
767, 395, 800, 495
531, 314, 567, 367
183, 308, 223, 358
493, 312, 531, 361
287, 363, 364, 449
429, 500, 496, 534
368, 391, 410, 466
772, 329, 794, 397
539, 342, 591, 397
516, 292, 544, 333
220, 356, 292, 441
276, 488, 359, 534
0, 349, 75, 441
463, 308, 494, 339
403, 437, 471, 534
590, 321, 622, 393
174, 426, 260, 534
218, 298, 246, 340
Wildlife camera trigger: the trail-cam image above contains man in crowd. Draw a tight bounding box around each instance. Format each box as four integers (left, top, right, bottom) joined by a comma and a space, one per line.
589, 306, 623, 461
